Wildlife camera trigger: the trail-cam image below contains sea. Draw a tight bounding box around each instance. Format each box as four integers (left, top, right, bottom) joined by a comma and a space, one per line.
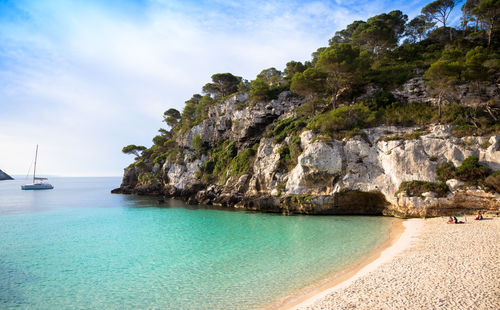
0, 177, 393, 309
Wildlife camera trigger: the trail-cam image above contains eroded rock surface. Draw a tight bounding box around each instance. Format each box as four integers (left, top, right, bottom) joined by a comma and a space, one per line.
113, 91, 500, 217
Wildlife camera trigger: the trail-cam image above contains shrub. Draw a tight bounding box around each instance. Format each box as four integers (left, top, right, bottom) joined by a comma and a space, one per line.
377, 130, 422, 142
192, 134, 205, 157
454, 156, 490, 184
480, 140, 492, 149
197, 140, 237, 183
266, 117, 306, 144
436, 161, 455, 182
344, 128, 370, 143
402, 131, 421, 140
229, 144, 259, 176
378, 102, 436, 126
277, 135, 302, 171
307, 103, 376, 136
153, 154, 167, 165
134, 160, 146, 169
444, 105, 500, 138
435, 156, 490, 185
369, 61, 415, 89
291, 194, 313, 202
138, 173, 160, 186
164, 140, 182, 163
377, 135, 403, 142
277, 144, 290, 162
397, 180, 449, 197
451, 125, 478, 137
360, 91, 397, 110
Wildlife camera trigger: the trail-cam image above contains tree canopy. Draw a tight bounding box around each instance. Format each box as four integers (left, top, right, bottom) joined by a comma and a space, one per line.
422, 0, 459, 40
422, 0, 458, 28
122, 145, 147, 157
352, 10, 408, 53
284, 61, 308, 80
471, 0, 500, 46
405, 15, 433, 43
163, 108, 181, 128
202, 73, 242, 98
424, 49, 463, 120
316, 43, 372, 108
290, 68, 327, 100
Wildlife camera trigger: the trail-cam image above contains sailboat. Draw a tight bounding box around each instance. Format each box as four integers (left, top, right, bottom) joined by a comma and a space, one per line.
21, 145, 54, 190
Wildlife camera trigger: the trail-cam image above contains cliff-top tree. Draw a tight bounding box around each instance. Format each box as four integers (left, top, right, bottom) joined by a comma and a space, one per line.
179, 94, 214, 132
461, 0, 481, 31
290, 67, 327, 113
316, 43, 371, 109
352, 10, 408, 53
249, 78, 271, 102
472, 0, 500, 46
283, 61, 308, 80
465, 47, 500, 119
122, 144, 147, 157
163, 108, 181, 128
405, 14, 433, 43
202, 73, 242, 98
422, 0, 459, 41
256, 68, 283, 86
425, 49, 463, 121
329, 20, 365, 44
249, 68, 286, 102
311, 47, 327, 65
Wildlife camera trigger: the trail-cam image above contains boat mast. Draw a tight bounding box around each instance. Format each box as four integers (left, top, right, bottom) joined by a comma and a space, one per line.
33, 144, 38, 183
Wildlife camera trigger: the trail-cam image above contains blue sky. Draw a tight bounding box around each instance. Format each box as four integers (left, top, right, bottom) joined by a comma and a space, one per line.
0, 0, 460, 176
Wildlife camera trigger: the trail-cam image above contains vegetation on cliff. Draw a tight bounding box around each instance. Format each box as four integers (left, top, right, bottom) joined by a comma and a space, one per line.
123, 0, 499, 188
436, 156, 493, 186
399, 156, 498, 197
397, 180, 449, 197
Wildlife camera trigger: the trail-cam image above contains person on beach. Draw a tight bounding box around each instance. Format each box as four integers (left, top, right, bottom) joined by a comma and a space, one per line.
475, 211, 483, 221
447, 216, 454, 224
453, 216, 465, 224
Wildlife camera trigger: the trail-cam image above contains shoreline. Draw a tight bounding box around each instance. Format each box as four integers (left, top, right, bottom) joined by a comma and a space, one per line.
265, 218, 423, 310
292, 216, 500, 310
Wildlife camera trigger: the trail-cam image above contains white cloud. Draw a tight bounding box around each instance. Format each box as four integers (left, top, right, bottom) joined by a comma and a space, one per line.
0, 0, 370, 176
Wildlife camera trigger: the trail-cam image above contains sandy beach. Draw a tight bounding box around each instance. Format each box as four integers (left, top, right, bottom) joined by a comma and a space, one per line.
292, 216, 500, 310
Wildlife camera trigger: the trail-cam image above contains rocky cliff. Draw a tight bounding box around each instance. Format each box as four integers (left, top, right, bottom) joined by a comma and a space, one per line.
0, 169, 13, 181
113, 79, 500, 217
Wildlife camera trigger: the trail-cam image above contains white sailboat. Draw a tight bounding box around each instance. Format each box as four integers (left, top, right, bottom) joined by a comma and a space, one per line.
21, 145, 54, 190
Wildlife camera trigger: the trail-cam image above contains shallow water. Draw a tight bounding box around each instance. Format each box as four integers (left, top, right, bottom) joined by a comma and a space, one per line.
0, 177, 392, 309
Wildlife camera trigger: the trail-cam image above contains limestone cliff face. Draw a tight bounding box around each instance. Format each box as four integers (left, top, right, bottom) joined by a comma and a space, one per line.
177, 91, 301, 150
284, 126, 499, 216
114, 81, 500, 217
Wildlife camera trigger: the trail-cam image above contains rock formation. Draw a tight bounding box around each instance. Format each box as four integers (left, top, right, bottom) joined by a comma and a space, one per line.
113, 79, 500, 217
0, 169, 14, 180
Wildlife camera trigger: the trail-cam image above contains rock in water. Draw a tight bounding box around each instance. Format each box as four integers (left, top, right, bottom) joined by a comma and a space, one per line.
0, 169, 13, 180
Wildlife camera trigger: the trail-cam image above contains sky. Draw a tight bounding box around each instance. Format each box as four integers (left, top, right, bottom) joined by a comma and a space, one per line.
0, 0, 459, 177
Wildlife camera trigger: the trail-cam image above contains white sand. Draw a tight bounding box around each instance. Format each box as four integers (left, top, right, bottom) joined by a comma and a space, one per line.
294, 217, 500, 310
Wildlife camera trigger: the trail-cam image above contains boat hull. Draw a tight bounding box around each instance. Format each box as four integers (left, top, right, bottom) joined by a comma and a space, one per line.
21, 183, 54, 190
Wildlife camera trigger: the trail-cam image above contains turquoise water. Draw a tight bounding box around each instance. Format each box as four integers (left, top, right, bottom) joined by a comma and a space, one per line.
0, 177, 392, 309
